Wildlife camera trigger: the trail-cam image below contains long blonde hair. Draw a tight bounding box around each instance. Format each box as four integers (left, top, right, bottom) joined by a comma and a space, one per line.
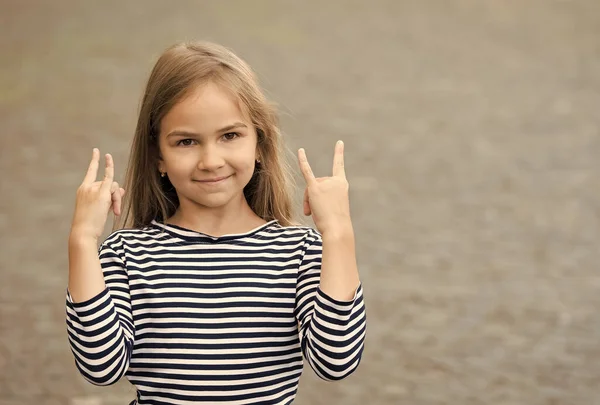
117, 41, 296, 229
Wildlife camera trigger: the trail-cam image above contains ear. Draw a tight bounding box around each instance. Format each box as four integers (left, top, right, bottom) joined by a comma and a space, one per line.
254, 128, 264, 163
255, 146, 262, 163
156, 138, 165, 170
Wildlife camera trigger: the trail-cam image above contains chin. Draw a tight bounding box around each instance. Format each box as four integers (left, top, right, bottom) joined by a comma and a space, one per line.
187, 192, 240, 209
192, 197, 231, 209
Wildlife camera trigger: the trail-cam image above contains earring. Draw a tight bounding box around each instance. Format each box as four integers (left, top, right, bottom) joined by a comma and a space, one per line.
256, 158, 261, 164
160, 172, 166, 177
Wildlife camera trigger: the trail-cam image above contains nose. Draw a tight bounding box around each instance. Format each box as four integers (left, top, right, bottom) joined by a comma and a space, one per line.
197, 145, 225, 171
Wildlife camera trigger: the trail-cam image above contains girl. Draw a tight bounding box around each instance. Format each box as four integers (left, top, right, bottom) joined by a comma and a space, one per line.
66, 41, 366, 405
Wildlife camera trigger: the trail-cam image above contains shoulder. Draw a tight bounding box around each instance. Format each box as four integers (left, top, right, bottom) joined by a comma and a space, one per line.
260, 222, 321, 243
258, 223, 322, 257
100, 223, 166, 250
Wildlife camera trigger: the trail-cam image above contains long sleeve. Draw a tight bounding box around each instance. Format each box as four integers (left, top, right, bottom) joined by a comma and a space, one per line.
65, 234, 135, 386
295, 229, 367, 381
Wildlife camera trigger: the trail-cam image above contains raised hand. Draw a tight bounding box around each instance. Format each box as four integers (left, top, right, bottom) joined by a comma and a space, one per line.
297, 140, 352, 236
70, 148, 125, 241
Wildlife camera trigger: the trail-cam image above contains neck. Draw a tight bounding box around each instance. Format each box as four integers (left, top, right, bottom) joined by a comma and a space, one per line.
168, 195, 266, 237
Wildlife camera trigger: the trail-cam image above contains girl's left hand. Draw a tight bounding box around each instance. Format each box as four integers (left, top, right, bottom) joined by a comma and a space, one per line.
298, 140, 352, 236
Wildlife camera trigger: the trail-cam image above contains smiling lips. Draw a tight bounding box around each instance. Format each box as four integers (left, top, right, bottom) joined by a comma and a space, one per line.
194, 175, 232, 183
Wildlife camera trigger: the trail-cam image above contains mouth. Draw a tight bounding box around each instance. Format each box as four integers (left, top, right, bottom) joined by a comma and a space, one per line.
194, 174, 233, 184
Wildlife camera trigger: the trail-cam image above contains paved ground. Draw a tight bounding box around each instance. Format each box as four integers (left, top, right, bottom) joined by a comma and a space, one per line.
1, 0, 600, 404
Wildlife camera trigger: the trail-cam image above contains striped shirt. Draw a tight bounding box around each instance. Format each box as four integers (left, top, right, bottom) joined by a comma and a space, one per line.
65, 220, 367, 404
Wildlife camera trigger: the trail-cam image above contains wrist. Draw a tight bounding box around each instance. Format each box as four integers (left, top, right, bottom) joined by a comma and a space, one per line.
69, 228, 99, 247
320, 220, 354, 241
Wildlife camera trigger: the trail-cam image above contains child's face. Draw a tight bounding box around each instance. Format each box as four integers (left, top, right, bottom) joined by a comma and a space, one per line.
158, 82, 258, 212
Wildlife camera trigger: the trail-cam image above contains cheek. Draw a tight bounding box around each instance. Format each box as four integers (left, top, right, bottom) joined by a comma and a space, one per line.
242, 156, 258, 175
230, 148, 257, 170
162, 149, 194, 171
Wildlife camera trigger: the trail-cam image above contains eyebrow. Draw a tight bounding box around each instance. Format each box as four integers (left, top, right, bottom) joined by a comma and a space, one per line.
166, 122, 248, 138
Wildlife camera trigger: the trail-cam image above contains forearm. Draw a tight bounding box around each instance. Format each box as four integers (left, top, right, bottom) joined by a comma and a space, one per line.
319, 222, 361, 301
66, 287, 132, 386
68, 233, 107, 303
66, 233, 134, 386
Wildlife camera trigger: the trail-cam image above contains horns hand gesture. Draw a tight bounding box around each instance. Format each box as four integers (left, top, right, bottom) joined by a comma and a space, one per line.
298, 141, 352, 236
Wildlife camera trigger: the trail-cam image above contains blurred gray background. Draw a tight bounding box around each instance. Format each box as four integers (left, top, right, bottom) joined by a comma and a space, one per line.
1, 0, 600, 404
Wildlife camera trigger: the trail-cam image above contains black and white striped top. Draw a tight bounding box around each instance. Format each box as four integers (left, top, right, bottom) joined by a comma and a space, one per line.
66, 220, 367, 405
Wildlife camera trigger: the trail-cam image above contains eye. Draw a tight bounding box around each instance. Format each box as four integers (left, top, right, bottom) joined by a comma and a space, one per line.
176, 138, 196, 146
222, 132, 240, 141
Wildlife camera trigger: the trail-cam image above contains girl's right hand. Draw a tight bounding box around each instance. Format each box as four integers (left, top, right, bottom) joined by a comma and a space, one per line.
70, 148, 125, 241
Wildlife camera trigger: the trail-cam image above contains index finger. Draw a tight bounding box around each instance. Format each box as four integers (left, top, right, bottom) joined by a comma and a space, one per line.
332, 140, 346, 178
82, 148, 100, 184
297, 148, 316, 185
